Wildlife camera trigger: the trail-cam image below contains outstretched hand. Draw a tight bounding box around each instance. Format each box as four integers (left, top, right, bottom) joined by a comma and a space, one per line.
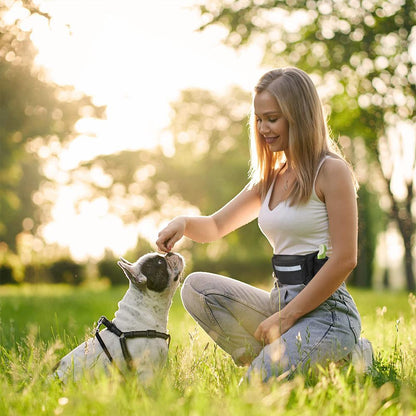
254, 312, 294, 345
156, 217, 186, 253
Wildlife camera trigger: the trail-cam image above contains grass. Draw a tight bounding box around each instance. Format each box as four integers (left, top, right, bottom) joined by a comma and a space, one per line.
0, 283, 415, 415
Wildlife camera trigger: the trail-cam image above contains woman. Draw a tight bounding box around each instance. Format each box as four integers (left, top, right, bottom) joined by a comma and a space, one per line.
156, 67, 372, 381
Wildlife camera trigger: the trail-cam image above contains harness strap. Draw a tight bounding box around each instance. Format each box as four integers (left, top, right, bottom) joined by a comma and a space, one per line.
95, 327, 114, 363
95, 316, 171, 371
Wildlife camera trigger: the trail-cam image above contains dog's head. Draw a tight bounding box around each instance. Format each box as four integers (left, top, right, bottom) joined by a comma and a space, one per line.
117, 252, 184, 293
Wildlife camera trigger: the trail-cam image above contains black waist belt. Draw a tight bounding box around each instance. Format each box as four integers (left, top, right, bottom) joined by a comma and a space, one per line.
271, 251, 328, 285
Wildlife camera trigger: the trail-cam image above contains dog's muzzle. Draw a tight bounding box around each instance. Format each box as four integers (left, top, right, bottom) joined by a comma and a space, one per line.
165, 252, 185, 282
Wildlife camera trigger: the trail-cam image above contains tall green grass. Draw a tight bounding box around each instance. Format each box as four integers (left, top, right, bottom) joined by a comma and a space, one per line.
0, 284, 415, 415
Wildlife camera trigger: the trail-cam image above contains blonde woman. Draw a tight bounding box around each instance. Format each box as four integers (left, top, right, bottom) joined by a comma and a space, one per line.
156, 67, 372, 381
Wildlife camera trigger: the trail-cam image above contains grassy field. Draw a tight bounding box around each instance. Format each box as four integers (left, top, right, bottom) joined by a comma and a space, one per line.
0, 283, 415, 415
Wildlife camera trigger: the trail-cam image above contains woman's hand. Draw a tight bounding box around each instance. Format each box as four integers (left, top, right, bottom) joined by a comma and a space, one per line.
156, 217, 186, 252
254, 311, 295, 345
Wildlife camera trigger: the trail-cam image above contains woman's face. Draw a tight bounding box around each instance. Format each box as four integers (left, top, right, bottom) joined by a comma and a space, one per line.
254, 90, 289, 154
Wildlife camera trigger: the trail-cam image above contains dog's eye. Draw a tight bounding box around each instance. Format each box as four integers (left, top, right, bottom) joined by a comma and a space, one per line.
157, 258, 164, 265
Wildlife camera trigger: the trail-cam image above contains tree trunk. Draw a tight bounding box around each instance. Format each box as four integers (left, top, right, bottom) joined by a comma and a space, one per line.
402, 182, 416, 291
349, 185, 376, 287
386, 178, 415, 292
403, 232, 416, 292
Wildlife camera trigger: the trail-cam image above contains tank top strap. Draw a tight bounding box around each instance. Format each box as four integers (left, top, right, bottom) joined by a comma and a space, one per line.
312, 156, 331, 200
313, 156, 330, 186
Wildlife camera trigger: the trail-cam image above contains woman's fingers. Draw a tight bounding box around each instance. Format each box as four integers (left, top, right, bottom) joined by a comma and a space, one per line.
162, 236, 176, 252
156, 231, 172, 252
156, 217, 186, 252
254, 317, 282, 345
254, 326, 262, 343
254, 323, 268, 344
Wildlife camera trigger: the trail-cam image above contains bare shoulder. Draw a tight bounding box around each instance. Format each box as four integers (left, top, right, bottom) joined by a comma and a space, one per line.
321, 157, 352, 178
237, 182, 262, 206
316, 157, 356, 201
245, 181, 262, 198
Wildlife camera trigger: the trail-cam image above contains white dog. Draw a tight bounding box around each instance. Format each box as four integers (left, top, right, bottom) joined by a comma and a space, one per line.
55, 251, 184, 383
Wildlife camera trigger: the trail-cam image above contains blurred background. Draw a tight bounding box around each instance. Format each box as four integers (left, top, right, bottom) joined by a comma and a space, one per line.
0, 0, 415, 290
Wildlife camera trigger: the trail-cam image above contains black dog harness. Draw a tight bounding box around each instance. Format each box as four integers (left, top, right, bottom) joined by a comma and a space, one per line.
272, 251, 328, 285
95, 316, 171, 371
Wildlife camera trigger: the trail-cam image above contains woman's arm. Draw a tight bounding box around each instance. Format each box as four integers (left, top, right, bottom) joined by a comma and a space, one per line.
255, 158, 358, 344
156, 185, 262, 252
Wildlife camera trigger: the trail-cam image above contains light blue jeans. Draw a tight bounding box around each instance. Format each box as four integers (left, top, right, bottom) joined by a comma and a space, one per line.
181, 272, 361, 381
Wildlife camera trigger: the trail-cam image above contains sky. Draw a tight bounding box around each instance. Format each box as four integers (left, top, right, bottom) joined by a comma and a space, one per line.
27, 0, 266, 260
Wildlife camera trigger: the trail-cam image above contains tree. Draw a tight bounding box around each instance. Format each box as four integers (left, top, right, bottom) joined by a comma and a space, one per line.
154, 87, 272, 281
0, 0, 105, 251
197, 0, 416, 290
80, 87, 273, 283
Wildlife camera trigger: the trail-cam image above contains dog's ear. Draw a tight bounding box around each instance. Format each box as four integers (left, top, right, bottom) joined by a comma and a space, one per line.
118, 258, 147, 286
140, 255, 170, 292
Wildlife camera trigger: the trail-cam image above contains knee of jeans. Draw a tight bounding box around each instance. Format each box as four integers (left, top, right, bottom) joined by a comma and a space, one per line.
182, 271, 200, 287
246, 342, 290, 382
180, 272, 203, 310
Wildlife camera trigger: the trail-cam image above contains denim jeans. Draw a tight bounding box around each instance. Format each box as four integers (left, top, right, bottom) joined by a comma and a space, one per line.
181, 272, 361, 381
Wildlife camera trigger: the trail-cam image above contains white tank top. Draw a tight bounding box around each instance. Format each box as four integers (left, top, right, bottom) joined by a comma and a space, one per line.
258, 157, 332, 256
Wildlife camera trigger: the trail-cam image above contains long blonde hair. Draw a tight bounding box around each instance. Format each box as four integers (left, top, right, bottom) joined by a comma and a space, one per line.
248, 67, 350, 204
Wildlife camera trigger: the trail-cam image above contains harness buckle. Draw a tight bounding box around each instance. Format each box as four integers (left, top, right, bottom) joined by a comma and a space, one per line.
96, 316, 105, 332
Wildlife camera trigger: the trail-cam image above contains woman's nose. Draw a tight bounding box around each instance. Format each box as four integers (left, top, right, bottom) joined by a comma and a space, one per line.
258, 121, 270, 135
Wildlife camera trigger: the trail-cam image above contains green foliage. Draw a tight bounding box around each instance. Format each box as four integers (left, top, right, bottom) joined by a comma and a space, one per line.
196, 0, 416, 291
81, 87, 273, 284
349, 184, 386, 287
49, 260, 85, 285
0, 265, 15, 284
0, 285, 415, 415
97, 259, 126, 285
0, 258, 88, 285
0, 0, 105, 250
160, 87, 251, 211
156, 87, 271, 282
